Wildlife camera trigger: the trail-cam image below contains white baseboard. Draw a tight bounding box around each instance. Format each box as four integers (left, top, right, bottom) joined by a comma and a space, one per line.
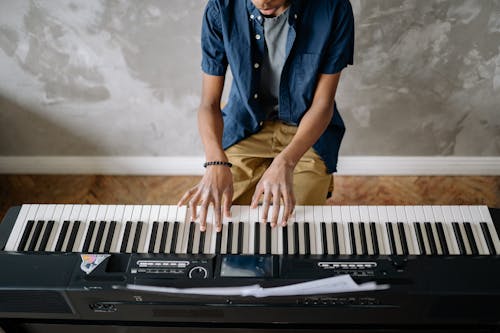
0, 156, 499, 175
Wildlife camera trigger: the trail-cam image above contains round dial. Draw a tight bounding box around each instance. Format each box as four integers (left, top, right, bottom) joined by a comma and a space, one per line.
188, 266, 208, 279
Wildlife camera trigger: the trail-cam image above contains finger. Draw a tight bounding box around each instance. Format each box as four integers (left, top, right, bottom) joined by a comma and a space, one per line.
189, 190, 202, 222
251, 184, 264, 209
199, 199, 210, 232
214, 197, 223, 232
178, 187, 197, 206
282, 192, 292, 226
260, 188, 272, 224
271, 190, 280, 227
223, 188, 233, 218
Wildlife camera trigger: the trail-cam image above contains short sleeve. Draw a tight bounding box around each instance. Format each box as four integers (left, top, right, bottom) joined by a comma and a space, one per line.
320, 0, 355, 74
201, 0, 228, 76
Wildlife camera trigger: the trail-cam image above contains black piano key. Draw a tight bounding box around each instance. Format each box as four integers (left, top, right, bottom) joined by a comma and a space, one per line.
170, 222, 180, 254
348, 222, 356, 255
332, 222, 339, 255
359, 222, 368, 255
82, 221, 96, 252
131, 222, 143, 253
215, 224, 223, 255
464, 223, 479, 255
283, 225, 288, 255
414, 223, 426, 255
452, 222, 466, 255
293, 223, 299, 255
424, 222, 437, 255
254, 222, 260, 254
480, 222, 496, 255
436, 223, 449, 255
104, 221, 116, 253
386, 222, 397, 255
55, 220, 71, 252
237, 222, 243, 254
148, 222, 159, 253
226, 222, 233, 254
266, 223, 272, 254
397, 222, 409, 255
38, 220, 54, 251
199, 229, 206, 254
321, 222, 328, 255
187, 222, 195, 254
93, 221, 106, 253
304, 222, 311, 255
28, 220, 44, 251
18, 220, 35, 251
66, 221, 80, 252
120, 221, 132, 253
159, 222, 169, 253
370, 222, 379, 255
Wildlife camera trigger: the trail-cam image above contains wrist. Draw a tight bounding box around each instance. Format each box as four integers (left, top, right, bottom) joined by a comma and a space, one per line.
273, 154, 297, 170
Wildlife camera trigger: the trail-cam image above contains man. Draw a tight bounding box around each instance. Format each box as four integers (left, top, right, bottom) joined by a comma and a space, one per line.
179, 0, 354, 232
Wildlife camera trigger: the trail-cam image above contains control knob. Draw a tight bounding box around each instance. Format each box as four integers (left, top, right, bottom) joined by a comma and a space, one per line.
188, 266, 208, 279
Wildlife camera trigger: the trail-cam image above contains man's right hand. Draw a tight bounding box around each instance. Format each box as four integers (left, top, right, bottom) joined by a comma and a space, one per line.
177, 166, 233, 232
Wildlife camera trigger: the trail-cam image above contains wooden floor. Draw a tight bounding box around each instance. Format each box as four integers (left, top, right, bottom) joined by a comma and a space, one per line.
1, 175, 499, 219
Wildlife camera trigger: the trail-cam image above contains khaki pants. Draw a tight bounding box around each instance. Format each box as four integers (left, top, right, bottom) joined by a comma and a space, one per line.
225, 121, 333, 205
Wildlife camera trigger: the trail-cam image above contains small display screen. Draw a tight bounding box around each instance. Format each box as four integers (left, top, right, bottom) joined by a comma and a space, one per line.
220, 255, 273, 277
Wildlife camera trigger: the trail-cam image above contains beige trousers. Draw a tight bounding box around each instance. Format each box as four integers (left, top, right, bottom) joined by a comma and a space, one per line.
225, 121, 333, 205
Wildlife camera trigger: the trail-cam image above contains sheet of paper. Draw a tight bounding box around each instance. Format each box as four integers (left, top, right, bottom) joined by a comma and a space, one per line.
122, 275, 389, 298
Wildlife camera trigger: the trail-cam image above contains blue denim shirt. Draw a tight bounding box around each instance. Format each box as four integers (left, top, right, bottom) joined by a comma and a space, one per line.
201, 0, 354, 173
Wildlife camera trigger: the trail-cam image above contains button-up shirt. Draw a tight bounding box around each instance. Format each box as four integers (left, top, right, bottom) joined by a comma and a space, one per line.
201, 0, 355, 173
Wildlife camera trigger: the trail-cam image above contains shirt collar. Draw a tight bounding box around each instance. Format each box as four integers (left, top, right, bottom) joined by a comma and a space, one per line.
246, 0, 300, 27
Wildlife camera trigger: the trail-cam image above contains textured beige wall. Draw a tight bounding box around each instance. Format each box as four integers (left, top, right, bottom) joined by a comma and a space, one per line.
0, 0, 499, 157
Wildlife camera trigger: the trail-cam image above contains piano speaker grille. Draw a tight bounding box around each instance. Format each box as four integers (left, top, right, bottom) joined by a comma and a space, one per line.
0, 291, 72, 314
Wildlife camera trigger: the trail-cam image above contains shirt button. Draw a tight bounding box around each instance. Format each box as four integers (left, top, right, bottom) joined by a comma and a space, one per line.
257, 16, 262, 20
250, 14, 255, 19
253, 93, 259, 99
259, 121, 264, 126
294, 14, 298, 19
255, 34, 261, 40
254, 63, 260, 69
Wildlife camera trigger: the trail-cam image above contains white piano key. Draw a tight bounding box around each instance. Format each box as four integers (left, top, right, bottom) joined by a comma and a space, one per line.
387, 206, 403, 255
477, 205, 500, 254
313, 206, 324, 255
89, 206, 108, 252
271, 207, 279, 254
277, 206, 284, 255
305, 206, 316, 255
404, 206, 421, 255
209, 206, 218, 254
45, 204, 67, 252
298, 222, 305, 255
239, 206, 250, 254
231, 206, 241, 254
331, 206, 344, 253
176, 205, 190, 254
435, 206, 457, 255
377, 206, 391, 255
395, 206, 412, 255
220, 211, 229, 255
98, 205, 116, 253
248, 206, 258, 254
466, 206, 489, 255
143, 205, 160, 253
322, 206, 334, 255
287, 218, 295, 255
423, 206, 443, 255
73, 205, 91, 252
110, 205, 126, 253
350, 206, 363, 255
6, 204, 31, 251
60, 205, 81, 252
414, 206, 432, 255
192, 222, 201, 254
32, 205, 53, 251
367, 206, 382, 254
340, 206, 352, 255
78, 205, 99, 252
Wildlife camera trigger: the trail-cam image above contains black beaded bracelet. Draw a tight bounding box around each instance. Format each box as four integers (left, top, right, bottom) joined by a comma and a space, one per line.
203, 161, 233, 168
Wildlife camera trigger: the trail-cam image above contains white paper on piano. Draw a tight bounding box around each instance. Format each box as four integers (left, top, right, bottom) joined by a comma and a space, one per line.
122, 275, 389, 298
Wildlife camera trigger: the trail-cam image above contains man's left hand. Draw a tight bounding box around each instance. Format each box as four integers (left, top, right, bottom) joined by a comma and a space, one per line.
250, 156, 295, 227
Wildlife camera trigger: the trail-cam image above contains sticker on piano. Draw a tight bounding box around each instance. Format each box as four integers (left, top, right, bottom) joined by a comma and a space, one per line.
80, 254, 110, 275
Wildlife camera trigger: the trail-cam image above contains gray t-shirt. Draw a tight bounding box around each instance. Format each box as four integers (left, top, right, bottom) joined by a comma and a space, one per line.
259, 7, 290, 120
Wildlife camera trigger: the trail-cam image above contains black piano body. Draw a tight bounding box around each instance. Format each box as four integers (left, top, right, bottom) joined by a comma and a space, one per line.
0, 205, 499, 333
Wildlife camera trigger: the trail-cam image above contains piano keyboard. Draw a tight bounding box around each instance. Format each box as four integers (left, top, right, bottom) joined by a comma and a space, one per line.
4, 204, 500, 256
